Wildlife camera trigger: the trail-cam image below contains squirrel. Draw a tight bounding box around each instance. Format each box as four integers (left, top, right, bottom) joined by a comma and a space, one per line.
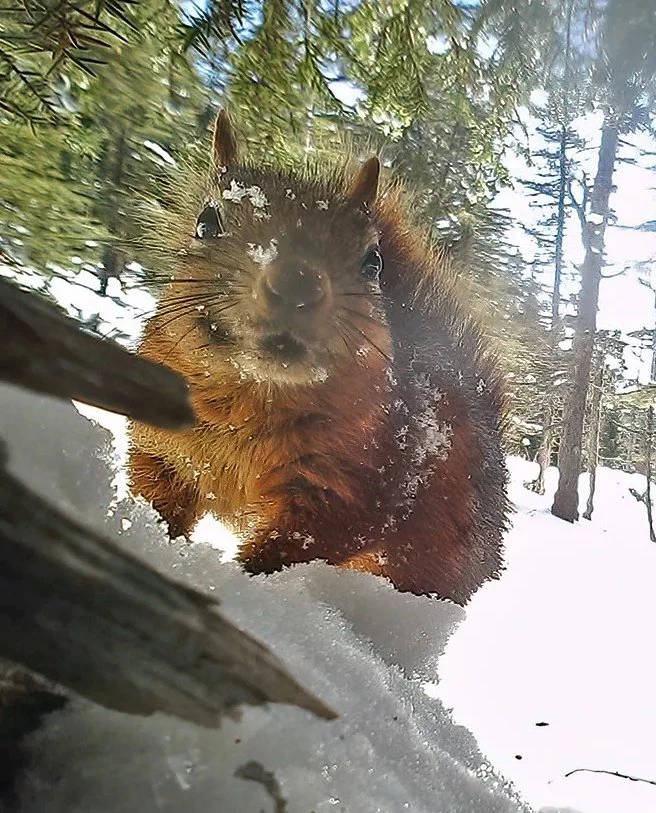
128, 110, 510, 605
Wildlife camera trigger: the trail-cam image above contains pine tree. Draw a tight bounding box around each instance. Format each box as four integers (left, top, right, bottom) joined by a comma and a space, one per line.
514, 0, 592, 494
1, 0, 209, 281
552, 0, 656, 521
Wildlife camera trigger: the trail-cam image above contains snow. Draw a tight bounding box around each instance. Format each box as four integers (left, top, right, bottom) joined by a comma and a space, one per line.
143, 140, 177, 166
440, 457, 656, 813
247, 238, 279, 266
0, 382, 530, 813
222, 179, 269, 211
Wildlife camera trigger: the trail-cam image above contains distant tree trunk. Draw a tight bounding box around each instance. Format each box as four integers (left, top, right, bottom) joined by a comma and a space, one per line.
105, 127, 128, 281
525, 117, 567, 495
626, 415, 636, 470
646, 406, 655, 542
527, 118, 567, 495
651, 290, 656, 383
99, 244, 126, 294
552, 117, 619, 522
583, 353, 604, 520
88, 129, 129, 332
527, 7, 571, 497
527, 402, 553, 495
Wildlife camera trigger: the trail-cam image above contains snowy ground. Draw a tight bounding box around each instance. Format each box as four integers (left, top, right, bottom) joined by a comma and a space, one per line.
77, 400, 656, 813
2, 385, 530, 813
440, 457, 656, 813
4, 268, 656, 812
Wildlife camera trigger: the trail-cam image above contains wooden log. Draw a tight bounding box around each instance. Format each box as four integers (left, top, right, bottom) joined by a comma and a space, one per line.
0, 276, 195, 429
0, 276, 334, 735
0, 442, 335, 726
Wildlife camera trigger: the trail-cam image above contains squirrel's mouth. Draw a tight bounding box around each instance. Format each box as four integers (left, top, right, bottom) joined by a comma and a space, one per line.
259, 331, 308, 362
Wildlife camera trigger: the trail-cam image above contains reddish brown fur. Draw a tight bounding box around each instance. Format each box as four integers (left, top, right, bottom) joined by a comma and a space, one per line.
128, 113, 509, 605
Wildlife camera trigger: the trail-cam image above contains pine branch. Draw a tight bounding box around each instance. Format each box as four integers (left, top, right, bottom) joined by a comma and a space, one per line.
0, 0, 140, 121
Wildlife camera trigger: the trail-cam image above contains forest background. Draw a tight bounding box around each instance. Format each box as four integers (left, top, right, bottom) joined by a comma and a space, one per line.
3, 0, 656, 525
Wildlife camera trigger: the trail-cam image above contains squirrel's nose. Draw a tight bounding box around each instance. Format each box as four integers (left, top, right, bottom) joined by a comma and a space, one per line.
263, 264, 326, 309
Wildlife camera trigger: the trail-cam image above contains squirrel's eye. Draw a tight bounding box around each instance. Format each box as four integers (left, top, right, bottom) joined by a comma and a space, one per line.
195, 204, 225, 239
361, 246, 383, 281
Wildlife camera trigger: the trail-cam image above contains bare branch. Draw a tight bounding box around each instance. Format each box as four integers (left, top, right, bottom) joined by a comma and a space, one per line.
565, 767, 656, 787
567, 176, 590, 250
601, 265, 631, 279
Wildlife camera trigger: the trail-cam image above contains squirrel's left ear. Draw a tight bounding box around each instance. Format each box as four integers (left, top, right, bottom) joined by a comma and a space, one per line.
212, 109, 238, 171
348, 156, 380, 211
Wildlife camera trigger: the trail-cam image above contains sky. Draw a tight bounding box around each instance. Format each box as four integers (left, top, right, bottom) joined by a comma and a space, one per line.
498, 102, 656, 382
330, 78, 656, 383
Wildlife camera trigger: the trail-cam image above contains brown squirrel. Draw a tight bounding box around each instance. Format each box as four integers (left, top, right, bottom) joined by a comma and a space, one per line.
128, 110, 509, 605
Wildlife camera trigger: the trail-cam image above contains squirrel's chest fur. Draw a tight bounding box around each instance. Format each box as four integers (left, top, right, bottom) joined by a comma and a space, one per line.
131, 333, 402, 528
132, 320, 470, 542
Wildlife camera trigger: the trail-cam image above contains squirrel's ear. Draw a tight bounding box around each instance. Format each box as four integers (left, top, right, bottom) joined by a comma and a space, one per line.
212, 109, 238, 171
348, 156, 380, 210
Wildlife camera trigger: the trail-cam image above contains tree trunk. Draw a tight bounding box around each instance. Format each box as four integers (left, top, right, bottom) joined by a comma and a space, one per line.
527, 402, 553, 495
525, 107, 567, 496
583, 352, 604, 520
552, 116, 619, 522
646, 406, 655, 542
527, 4, 572, 498
651, 290, 656, 383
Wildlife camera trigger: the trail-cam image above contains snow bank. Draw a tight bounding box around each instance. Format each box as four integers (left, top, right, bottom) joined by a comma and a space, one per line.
0, 383, 531, 813
440, 457, 656, 813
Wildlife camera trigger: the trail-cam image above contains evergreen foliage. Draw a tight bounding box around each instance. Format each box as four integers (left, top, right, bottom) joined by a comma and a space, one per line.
1, 0, 209, 275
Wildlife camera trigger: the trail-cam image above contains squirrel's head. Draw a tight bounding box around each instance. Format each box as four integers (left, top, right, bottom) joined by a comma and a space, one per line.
152, 110, 393, 387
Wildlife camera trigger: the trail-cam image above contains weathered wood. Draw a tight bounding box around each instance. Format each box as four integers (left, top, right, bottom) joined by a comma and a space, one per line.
0, 664, 68, 804
0, 446, 335, 727
0, 276, 195, 429
582, 352, 605, 521
0, 275, 334, 733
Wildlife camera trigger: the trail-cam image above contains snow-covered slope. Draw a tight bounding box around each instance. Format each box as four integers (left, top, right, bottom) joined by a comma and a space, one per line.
440, 457, 656, 813
6, 381, 656, 813
0, 383, 530, 813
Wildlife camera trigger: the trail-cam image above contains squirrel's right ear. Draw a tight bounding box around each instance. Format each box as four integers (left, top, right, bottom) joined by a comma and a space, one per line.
212, 109, 238, 171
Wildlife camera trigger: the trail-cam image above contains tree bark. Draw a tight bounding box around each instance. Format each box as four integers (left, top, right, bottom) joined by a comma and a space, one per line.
527, 402, 553, 495
583, 352, 604, 520
0, 453, 335, 726
552, 116, 619, 522
646, 406, 655, 542
0, 276, 194, 430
